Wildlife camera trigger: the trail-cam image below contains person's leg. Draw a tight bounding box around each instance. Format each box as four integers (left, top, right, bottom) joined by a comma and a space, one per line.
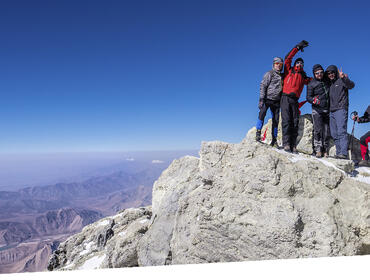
270, 100, 280, 145
322, 112, 331, 156
256, 103, 269, 141
337, 109, 349, 156
330, 111, 339, 156
290, 98, 299, 152
312, 108, 323, 155
280, 95, 291, 148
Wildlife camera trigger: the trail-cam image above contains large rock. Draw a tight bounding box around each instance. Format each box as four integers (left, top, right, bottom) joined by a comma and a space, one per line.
49, 125, 370, 270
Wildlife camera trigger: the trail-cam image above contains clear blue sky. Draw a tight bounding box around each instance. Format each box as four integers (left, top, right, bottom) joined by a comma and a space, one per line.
1, 0, 369, 153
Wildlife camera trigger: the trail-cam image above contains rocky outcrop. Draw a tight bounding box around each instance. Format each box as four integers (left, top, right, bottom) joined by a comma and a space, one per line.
48, 116, 370, 270
48, 207, 151, 270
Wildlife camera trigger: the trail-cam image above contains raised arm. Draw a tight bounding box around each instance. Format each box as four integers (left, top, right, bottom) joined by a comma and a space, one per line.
284, 47, 298, 72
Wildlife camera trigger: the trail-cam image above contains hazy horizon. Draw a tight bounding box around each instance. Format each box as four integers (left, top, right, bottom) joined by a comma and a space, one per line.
0, 149, 198, 191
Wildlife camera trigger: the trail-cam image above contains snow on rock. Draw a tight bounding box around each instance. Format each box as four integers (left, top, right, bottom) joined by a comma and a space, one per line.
97, 219, 110, 227
78, 255, 106, 270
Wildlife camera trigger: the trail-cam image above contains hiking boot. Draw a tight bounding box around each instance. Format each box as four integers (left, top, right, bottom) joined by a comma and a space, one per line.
284, 145, 291, 152
270, 137, 278, 148
335, 154, 348, 160
358, 160, 370, 167
316, 151, 322, 158
256, 129, 261, 142
323, 152, 329, 158
291, 147, 298, 154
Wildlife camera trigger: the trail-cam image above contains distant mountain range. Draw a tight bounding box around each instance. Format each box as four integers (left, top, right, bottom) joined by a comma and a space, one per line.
0, 158, 179, 273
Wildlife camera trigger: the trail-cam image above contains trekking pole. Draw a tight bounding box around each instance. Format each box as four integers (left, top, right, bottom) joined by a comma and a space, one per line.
349, 111, 358, 160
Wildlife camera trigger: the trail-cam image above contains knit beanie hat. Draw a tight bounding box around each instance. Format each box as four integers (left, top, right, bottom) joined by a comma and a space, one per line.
294, 58, 304, 65
312, 64, 324, 73
273, 57, 283, 64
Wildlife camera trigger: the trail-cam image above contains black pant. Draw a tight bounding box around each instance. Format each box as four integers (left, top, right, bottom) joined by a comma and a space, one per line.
281, 94, 299, 147
312, 108, 330, 153
257, 99, 280, 138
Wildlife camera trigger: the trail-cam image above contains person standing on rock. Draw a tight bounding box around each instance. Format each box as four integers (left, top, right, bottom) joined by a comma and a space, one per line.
306, 64, 330, 158
351, 105, 370, 166
281, 40, 311, 153
256, 57, 284, 147
325, 65, 355, 159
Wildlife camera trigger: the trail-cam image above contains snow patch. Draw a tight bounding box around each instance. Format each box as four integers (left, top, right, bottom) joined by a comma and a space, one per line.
63, 261, 74, 269
118, 231, 127, 237
112, 212, 125, 219
316, 158, 345, 173
274, 148, 370, 185
79, 255, 106, 270
139, 218, 149, 224
97, 220, 110, 227
79, 241, 94, 256
274, 149, 310, 163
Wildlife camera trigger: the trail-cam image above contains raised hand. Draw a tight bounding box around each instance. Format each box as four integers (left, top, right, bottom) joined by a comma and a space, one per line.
296, 40, 309, 51
338, 67, 348, 79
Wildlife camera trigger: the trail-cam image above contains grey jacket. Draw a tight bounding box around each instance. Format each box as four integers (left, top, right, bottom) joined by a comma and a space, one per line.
259, 69, 283, 101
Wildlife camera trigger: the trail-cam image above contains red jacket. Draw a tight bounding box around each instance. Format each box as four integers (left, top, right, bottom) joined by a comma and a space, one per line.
282, 47, 311, 99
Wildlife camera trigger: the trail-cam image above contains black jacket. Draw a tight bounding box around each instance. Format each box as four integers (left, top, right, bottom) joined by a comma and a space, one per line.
358, 105, 370, 123
306, 78, 330, 111
325, 65, 355, 112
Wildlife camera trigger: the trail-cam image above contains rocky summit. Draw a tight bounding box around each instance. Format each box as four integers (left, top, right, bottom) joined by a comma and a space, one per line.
48, 115, 370, 271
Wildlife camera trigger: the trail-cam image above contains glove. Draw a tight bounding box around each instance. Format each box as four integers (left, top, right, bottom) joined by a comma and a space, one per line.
296, 40, 309, 52
313, 96, 320, 105
258, 99, 265, 109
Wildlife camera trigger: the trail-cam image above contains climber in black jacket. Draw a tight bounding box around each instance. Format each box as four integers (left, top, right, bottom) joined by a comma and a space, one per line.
307, 64, 330, 158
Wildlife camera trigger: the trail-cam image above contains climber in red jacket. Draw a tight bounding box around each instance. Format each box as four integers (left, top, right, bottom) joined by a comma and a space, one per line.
281, 40, 312, 153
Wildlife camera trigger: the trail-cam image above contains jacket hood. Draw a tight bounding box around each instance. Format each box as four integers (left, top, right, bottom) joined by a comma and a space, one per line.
325, 65, 338, 79
312, 64, 324, 80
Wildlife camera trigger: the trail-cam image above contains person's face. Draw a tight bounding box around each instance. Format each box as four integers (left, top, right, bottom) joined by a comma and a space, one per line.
314, 70, 324, 80
327, 71, 336, 80
295, 61, 304, 69
274, 62, 283, 71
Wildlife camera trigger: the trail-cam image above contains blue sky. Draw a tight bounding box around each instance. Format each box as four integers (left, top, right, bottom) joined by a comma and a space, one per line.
0, 0, 369, 153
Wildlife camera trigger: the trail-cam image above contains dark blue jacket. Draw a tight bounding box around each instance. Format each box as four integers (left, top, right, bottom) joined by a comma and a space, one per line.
325, 65, 355, 112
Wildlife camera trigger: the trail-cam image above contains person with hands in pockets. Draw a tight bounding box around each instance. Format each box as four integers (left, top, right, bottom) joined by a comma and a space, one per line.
256, 56, 284, 147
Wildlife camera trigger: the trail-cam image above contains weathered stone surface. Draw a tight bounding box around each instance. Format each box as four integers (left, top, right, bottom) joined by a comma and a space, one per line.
49, 121, 370, 270
137, 139, 369, 265
48, 207, 151, 270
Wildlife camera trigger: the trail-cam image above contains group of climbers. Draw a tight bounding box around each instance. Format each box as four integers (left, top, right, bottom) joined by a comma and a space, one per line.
255, 40, 369, 167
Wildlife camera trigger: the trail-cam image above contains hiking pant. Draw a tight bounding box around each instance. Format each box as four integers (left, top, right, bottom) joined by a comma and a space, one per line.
312, 108, 330, 153
281, 94, 299, 147
256, 99, 280, 138
330, 109, 348, 156
360, 131, 370, 160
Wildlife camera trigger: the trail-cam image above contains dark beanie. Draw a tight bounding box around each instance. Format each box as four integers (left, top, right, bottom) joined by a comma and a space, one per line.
294, 58, 304, 65
312, 64, 324, 73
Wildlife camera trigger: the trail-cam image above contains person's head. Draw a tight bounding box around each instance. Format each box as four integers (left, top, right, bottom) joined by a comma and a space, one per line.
273, 57, 283, 72
294, 58, 304, 71
325, 65, 338, 81
312, 64, 324, 81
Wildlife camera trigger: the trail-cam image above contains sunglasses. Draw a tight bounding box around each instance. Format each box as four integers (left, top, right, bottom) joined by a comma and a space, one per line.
327, 71, 335, 75
295, 61, 304, 65
314, 71, 324, 75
